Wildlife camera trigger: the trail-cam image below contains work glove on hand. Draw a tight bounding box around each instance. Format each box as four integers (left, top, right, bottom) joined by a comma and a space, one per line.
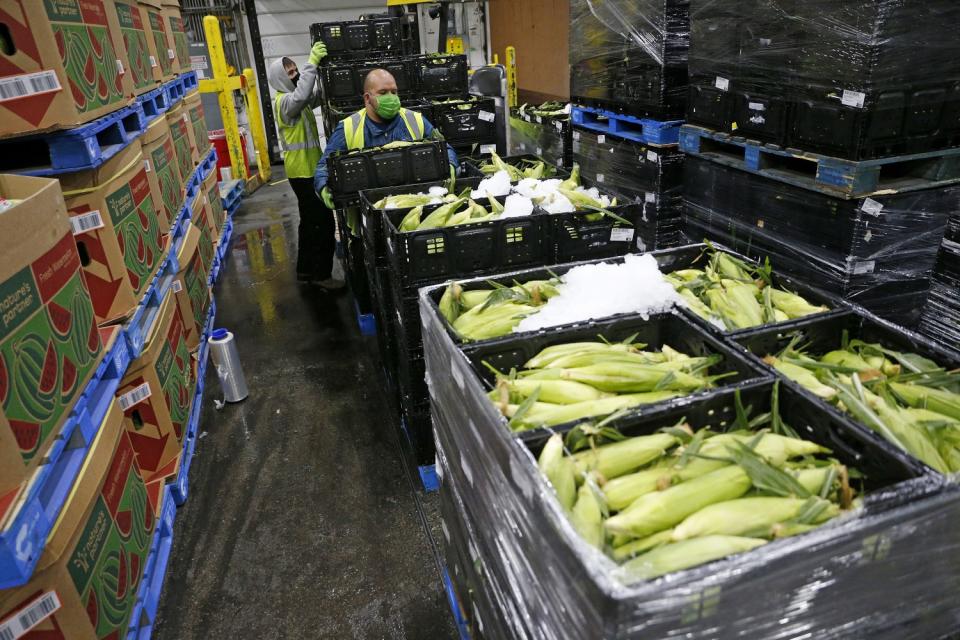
446, 164, 456, 191
308, 41, 327, 66
320, 186, 335, 209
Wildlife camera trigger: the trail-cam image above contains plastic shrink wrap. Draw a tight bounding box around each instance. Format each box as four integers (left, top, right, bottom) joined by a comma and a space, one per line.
682, 156, 954, 328
509, 108, 572, 169
570, 0, 690, 119
918, 212, 960, 354
422, 283, 960, 639
572, 128, 684, 249
687, 0, 960, 160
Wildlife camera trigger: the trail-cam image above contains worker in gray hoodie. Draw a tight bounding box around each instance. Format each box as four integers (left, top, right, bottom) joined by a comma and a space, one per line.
267, 42, 343, 289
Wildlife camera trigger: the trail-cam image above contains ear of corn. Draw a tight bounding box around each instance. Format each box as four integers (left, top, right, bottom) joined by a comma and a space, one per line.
570, 481, 605, 549
538, 434, 577, 512
501, 378, 613, 405
764, 355, 838, 400
611, 528, 675, 562
671, 496, 834, 541
573, 433, 678, 481
508, 392, 681, 432
621, 535, 767, 580
769, 288, 828, 319
399, 205, 424, 231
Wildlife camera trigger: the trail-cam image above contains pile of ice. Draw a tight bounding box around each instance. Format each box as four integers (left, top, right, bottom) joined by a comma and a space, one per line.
501, 193, 535, 218
514, 253, 684, 332
470, 170, 513, 198
467, 170, 619, 220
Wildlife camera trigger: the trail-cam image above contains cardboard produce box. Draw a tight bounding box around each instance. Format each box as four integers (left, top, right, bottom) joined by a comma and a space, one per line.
0, 0, 132, 137
116, 289, 195, 484
142, 117, 183, 231
173, 223, 211, 350
59, 142, 165, 325
109, 0, 158, 96
138, 0, 175, 82
161, 4, 189, 76
166, 102, 198, 189
0, 400, 156, 640
0, 175, 103, 521
185, 90, 211, 159
189, 180, 217, 248
202, 169, 225, 233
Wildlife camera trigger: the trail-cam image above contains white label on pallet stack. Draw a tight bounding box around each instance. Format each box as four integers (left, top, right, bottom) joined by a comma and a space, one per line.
610, 228, 635, 242
0, 70, 61, 102
842, 90, 866, 108
715, 76, 730, 91
748, 102, 766, 111
861, 198, 884, 217
70, 210, 104, 235
573, 131, 581, 141
645, 192, 657, 203
478, 110, 495, 122
646, 150, 658, 162
851, 260, 876, 275
479, 144, 496, 155
0, 592, 61, 639
597, 134, 606, 144
118, 383, 152, 411
596, 173, 605, 183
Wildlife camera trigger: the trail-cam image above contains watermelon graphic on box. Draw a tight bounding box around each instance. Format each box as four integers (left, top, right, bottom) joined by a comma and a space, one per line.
166, 103, 197, 186
59, 140, 164, 325
116, 288, 195, 482
0, 175, 103, 523
203, 170, 225, 234
139, 0, 174, 81
111, 0, 155, 95
0, 0, 133, 137
186, 92, 211, 158
164, 8, 189, 75
173, 223, 211, 350
142, 117, 184, 229
0, 399, 157, 640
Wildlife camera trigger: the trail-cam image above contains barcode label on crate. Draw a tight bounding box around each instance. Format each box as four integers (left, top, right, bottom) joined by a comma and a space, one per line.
610, 228, 635, 242
596, 173, 605, 183
0, 592, 61, 639
748, 102, 766, 111
144, 159, 152, 172
715, 76, 730, 92
150, 55, 158, 68
646, 150, 658, 162
851, 260, 876, 275
70, 210, 104, 235
167, 49, 176, 60
118, 383, 152, 410
0, 70, 61, 103
172, 279, 183, 293
842, 89, 866, 108
645, 192, 656, 203
116, 60, 125, 75
597, 134, 606, 144
478, 110, 495, 122
479, 144, 496, 155
861, 198, 884, 216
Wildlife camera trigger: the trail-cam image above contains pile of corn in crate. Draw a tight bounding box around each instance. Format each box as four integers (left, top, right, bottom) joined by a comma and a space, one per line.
422, 243, 960, 638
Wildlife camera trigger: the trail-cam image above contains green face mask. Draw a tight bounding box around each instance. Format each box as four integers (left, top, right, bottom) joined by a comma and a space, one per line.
372, 93, 401, 120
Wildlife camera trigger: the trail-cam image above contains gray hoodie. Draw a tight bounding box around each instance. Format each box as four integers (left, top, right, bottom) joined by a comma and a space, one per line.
267, 56, 323, 126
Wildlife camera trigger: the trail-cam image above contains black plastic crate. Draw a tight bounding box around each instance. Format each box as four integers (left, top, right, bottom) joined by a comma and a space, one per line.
402, 403, 434, 466
509, 110, 573, 170
735, 309, 960, 475
428, 96, 497, 143
327, 140, 450, 202
459, 153, 571, 180
412, 54, 469, 97
320, 58, 414, 105
310, 18, 406, 60
459, 311, 772, 438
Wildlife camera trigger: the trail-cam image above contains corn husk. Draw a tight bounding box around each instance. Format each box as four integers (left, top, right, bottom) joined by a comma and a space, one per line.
572, 433, 678, 481
538, 434, 576, 511
621, 536, 767, 580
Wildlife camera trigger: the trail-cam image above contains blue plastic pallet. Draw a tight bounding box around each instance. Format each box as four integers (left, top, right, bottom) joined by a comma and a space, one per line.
419, 464, 439, 492
226, 198, 241, 219
208, 219, 235, 285
171, 298, 215, 506
0, 325, 131, 588
197, 147, 217, 181
122, 252, 179, 359
161, 76, 184, 105
166, 201, 192, 256
442, 567, 472, 640
136, 86, 170, 123
571, 105, 682, 146
219, 179, 243, 211
353, 300, 377, 337
6, 102, 149, 177
127, 484, 177, 640
679, 124, 960, 197
180, 71, 199, 94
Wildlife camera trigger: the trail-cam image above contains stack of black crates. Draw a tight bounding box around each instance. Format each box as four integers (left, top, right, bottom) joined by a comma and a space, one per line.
567, 0, 691, 252
680, 0, 960, 347
508, 106, 573, 170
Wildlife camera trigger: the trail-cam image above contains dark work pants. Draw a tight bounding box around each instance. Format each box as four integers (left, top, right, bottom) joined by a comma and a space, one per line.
288, 177, 336, 280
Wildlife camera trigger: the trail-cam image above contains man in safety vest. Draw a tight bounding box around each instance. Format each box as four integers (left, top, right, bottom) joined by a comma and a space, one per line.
267, 41, 344, 290
313, 68, 458, 207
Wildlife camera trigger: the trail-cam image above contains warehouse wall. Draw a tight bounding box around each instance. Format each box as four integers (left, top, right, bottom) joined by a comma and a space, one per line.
488, 0, 569, 102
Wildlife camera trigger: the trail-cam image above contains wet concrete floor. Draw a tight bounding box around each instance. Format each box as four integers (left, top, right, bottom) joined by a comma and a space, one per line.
153, 170, 456, 639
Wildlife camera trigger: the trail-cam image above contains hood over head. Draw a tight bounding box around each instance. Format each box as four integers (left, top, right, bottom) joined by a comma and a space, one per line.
268, 57, 296, 93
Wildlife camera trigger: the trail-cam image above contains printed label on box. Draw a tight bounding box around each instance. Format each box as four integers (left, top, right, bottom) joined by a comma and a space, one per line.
842, 90, 866, 108
861, 198, 884, 217
119, 382, 152, 410
70, 210, 105, 235
0, 592, 61, 639
851, 260, 876, 275
715, 76, 730, 92
144, 159, 152, 172
171, 279, 183, 292
150, 55, 158, 68
610, 228, 635, 242
478, 110, 495, 122
646, 150, 658, 162
597, 134, 606, 144
645, 192, 656, 203
116, 60, 125, 75
748, 102, 766, 111
167, 49, 176, 60
0, 70, 61, 102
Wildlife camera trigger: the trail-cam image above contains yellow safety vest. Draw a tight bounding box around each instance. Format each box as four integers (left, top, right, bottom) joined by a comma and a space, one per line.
274, 92, 322, 179
341, 108, 425, 150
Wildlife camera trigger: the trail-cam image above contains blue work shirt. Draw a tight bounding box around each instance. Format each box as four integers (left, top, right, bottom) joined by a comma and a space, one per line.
314, 111, 458, 193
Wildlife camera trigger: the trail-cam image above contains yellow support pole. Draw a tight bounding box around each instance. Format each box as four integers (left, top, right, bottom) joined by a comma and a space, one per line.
201, 16, 248, 182
242, 68, 271, 184
505, 46, 518, 108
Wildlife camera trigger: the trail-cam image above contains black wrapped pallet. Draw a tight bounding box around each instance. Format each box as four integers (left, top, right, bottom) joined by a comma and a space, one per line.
421, 286, 958, 637
683, 156, 955, 327
569, 0, 691, 119
508, 109, 573, 169
687, 0, 960, 160
918, 235, 960, 354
